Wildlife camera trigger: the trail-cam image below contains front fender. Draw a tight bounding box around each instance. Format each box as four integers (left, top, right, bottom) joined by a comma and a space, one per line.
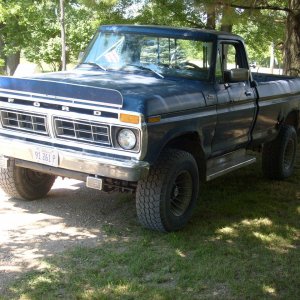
144, 107, 217, 164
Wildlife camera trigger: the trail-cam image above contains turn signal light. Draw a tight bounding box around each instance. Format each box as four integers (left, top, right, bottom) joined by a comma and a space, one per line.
148, 115, 161, 123
120, 113, 140, 124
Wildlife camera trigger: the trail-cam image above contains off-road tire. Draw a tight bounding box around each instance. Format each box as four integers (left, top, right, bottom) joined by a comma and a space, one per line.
262, 125, 297, 180
0, 158, 56, 200
136, 149, 199, 232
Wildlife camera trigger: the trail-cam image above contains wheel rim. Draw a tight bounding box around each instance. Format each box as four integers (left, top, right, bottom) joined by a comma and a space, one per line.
283, 138, 295, 170
169, 171, 193, 217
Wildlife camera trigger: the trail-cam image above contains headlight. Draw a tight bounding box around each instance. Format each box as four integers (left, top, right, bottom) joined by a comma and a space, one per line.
117, 129, 137, 150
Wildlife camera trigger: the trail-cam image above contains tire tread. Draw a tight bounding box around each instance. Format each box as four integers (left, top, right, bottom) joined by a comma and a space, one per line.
262, 125, 297, 180
0, 158, 55, 200
136, 149, 198, 232
0, 159, 22, 198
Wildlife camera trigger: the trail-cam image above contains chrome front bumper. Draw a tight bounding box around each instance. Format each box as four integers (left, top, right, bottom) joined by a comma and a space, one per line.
0, 137, 149, 181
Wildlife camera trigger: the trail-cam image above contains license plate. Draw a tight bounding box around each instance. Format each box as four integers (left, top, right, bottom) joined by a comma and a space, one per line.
86, 176, 103, 190
33, 147, 59, 167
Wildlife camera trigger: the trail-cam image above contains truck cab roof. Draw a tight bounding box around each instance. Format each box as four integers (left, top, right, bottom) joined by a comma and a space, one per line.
99, 25, 244, 42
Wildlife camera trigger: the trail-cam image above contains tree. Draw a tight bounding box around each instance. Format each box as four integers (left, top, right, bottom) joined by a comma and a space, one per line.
0, 0, 32, 75
213, 0, 299, 74
0, 0, 99, 74
1, 0, 298, 75
283, 0, 300, 76
60, 0, 66, 71
21, 1, 100, 71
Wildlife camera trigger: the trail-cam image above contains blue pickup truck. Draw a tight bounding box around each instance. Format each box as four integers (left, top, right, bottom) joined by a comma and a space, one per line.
0, 25, 300, 232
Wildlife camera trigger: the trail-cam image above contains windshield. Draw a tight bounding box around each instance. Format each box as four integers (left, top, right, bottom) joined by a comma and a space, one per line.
81, 31, 213, 80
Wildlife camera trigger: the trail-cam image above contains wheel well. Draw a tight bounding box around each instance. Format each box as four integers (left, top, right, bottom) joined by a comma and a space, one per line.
165, 133, 206, 180
284, 110, 299, 139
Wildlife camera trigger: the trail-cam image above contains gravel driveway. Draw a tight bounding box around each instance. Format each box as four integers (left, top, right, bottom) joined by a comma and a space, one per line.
0, 178, 135, 293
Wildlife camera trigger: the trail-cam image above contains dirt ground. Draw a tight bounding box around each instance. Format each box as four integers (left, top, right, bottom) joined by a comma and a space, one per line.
0, 178, 136, 293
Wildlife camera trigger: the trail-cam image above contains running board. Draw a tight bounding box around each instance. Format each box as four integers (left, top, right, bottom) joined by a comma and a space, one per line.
206, 149, 256, 181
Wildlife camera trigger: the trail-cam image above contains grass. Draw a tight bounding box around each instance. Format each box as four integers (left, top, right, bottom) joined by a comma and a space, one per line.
2, 156, 300, 300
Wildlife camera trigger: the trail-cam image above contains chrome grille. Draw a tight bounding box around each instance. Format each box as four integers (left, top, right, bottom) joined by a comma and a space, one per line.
54, 118, 110, 146
0, 110, 47, 135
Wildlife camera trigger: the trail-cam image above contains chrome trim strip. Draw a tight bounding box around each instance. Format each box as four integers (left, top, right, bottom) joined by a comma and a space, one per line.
206, 149, 256, 181
0, 137, 149, 181
0, 90, 122, 111
0, 93, 142, 118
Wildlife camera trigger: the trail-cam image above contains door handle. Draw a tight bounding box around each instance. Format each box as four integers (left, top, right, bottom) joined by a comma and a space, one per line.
206, 94, 215, 100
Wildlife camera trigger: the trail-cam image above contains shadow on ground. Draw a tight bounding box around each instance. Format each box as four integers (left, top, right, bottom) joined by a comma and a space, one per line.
0, 179, 136, 292
0, 157, 299, 299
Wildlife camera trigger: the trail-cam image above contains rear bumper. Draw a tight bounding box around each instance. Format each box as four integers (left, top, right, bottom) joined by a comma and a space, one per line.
0, 137, 149, 181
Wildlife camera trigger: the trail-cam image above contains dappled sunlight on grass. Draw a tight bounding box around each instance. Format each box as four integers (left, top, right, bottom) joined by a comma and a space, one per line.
262, 284, 277, 297
27, 275, 54, 287
241, 218, 273, 227
91, 283, 135, 299
214, 217, 297, 253
253, 232, 296, 253
216, 226, 238, 237
175, 249, 186, 258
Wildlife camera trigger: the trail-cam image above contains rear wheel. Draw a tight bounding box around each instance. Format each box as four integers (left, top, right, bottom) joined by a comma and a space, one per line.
136, 149, 199, 232
262, 125, 297, 180
0, 158, 56, 200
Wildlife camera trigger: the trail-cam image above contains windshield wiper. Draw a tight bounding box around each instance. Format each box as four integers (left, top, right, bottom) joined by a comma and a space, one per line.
79, 62, 107, 71
127, 64, 164, 78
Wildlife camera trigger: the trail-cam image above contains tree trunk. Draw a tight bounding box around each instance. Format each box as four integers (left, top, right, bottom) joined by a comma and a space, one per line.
60, 0, 66, 71
5, 51, 20, 76
0, 26, 5, 74
206, 5, 216, 30
220, 6, 233, 32
283, 0, 300, 76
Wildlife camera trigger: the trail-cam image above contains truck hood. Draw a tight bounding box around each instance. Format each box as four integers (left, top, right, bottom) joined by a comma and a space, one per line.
0, 68, 208, 116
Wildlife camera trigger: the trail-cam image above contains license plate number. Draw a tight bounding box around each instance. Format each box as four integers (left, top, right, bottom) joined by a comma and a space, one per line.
33, 148, 59, 167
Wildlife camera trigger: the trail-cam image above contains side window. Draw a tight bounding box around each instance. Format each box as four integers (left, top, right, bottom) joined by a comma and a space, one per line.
215, 49, 223, 82
223, 44, 239, 70
220, 43, 240, 72
216, 42, 248, 83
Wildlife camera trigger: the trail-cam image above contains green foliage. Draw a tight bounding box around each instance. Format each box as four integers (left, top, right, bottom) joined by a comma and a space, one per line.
0, 0, 102, 71
66, 5, 99, 62
21, 1, 99, 70
84, 0, 287, 67
0, 0, 32, 55
231, 2, 286, 66
0, 0, 292, 70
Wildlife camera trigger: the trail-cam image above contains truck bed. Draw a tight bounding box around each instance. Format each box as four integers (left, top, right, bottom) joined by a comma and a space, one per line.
252, 72, 296, 82
251, 72, 300, 145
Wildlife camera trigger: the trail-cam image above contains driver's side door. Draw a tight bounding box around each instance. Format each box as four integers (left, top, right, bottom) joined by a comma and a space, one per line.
211, 41, 257, 155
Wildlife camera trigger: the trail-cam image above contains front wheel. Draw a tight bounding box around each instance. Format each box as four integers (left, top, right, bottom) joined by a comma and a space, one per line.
0, 158, 56, 200
262, 125, 297, 180
136, 149, 199, 232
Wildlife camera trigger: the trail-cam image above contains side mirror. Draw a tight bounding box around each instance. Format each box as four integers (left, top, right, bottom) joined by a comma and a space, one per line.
224, 68, 250, 83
